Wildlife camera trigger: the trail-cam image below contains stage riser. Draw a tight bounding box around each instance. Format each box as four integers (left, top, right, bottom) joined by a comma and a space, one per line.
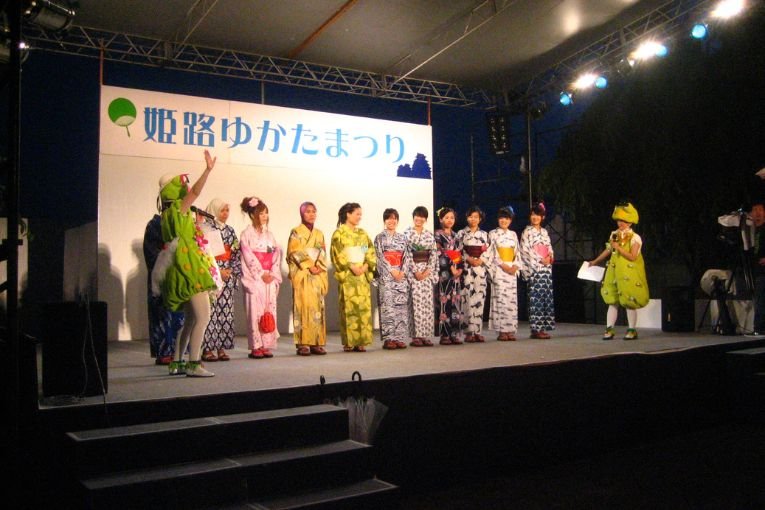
83, 441, 376, 510
67, 405, 349, 477
38, 338, 765, 505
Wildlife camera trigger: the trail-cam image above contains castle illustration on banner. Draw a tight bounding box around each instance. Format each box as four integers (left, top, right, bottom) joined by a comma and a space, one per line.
396, 153, 432, 179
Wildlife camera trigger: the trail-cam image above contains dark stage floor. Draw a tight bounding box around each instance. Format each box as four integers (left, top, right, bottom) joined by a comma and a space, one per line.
37, 322, 763, 408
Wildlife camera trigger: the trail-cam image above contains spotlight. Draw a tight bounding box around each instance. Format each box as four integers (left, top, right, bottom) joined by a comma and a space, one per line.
631, 41, 668, 61
615, 58, 635, 76
0, 39, 30, 64
711, 0, 745, 19
691, 23, 709, 39
23, 0, 77, 32
573, 73, 597, 90
594, 75, 608, 89
559, 91, 573, 106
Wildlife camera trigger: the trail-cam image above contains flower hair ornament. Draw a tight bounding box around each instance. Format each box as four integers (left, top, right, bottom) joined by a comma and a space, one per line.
249, 197, 260, 208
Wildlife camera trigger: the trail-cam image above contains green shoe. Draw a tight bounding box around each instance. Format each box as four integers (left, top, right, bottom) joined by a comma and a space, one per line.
168, 360, 186, 375
602, 326, 615, 340
624, 328, 638, 340
186, 360, 214, 378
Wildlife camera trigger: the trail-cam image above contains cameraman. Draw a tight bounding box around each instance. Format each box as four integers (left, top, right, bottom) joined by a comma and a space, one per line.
750, 200, 765, 336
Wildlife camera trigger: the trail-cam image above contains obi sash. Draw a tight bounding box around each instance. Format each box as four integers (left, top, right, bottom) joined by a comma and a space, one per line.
497, 246, 515, 262
215, 244, 232, 262
411, 250, 430, 264
383, 250, 403, 267
343, 246, 366, 264
464, 245, 485, 258
305, 247, 321, 262
444, 249, 462, 264
534, 244, 550, 259
253, 250, 274, 271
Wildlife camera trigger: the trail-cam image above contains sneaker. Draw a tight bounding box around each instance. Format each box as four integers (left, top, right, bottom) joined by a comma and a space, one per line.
168, 360, 186, 375
602, 326, 615, 340
624, 328, 638, 340
185, 361, 214, 377
745, 331, 765, 338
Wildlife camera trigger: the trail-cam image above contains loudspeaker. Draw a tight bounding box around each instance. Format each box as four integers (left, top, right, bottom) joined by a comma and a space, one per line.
486, 112, 511, 155
42, 301, 108, 397
661, 286, 695, 332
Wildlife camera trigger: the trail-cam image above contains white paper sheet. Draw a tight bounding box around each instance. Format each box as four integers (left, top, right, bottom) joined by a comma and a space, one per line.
577, 261, 605, 282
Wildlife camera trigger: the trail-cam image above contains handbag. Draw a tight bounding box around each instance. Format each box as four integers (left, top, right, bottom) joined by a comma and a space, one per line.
258, 282, 276, 333
259, 311, 276, 333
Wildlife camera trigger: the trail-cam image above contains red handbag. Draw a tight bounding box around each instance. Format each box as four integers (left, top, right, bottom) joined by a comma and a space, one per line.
259, 311, 275, 333
258, 285, 276, 333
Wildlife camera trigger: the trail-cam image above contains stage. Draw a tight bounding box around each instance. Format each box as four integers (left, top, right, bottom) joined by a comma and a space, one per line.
37, 322, 760, 408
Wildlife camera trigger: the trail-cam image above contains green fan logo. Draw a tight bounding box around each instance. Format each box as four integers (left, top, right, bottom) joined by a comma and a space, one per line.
108, 98, 137, 137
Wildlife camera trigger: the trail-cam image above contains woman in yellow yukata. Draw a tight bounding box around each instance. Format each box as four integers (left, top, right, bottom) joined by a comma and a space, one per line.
287, 202, 329, 356
330, 202, 377, 352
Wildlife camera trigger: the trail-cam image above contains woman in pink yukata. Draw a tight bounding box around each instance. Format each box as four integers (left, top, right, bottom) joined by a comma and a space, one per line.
240, 196, 281, 359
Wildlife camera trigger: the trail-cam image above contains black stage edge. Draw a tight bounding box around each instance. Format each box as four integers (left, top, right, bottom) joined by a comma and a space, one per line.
28, 335, 765, 507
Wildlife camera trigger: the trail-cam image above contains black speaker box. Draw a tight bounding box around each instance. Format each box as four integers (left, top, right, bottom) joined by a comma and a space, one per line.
662, 286, 695, 332
42, 301, 108, 397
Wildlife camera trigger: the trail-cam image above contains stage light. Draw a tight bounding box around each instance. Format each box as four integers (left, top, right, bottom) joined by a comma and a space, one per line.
0, 39, 30, 64
23, 0, 77, 32
711, 0, 745, 19
615, 58, 635, 76
594, 75, 608, 89
631, 41, 668, 61
573, 73, 597, 90
559, 91, 573, 106
691, 23, 709, 39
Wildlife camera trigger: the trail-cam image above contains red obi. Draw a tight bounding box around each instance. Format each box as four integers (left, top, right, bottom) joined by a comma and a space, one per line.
215, 244, 232, 262
464, 245, 485, 258
383, 250, 403, 267
253, 250, 274, 271
412, 250, 430, 263
444, 250, 462, 264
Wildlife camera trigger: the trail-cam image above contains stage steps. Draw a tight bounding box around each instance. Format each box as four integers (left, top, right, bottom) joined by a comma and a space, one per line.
726, 347, 765, 421
65, 404, 398, 509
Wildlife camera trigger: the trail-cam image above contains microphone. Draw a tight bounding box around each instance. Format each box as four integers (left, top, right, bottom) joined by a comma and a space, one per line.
190, 205, 215, 220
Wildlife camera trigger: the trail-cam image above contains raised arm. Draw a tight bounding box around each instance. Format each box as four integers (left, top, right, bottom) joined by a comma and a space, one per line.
180, 150, 216, 214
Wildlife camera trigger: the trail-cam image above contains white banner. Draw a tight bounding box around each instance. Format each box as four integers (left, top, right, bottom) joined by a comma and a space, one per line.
101, 86, 433, 175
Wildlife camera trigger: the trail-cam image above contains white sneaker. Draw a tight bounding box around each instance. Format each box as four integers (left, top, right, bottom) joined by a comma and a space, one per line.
185, 361, 215, 377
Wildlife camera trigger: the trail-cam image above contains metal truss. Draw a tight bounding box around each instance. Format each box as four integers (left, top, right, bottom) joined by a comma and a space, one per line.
21, 23, 494, 108
507, 0, 716, 110
388, 0, 520, 83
